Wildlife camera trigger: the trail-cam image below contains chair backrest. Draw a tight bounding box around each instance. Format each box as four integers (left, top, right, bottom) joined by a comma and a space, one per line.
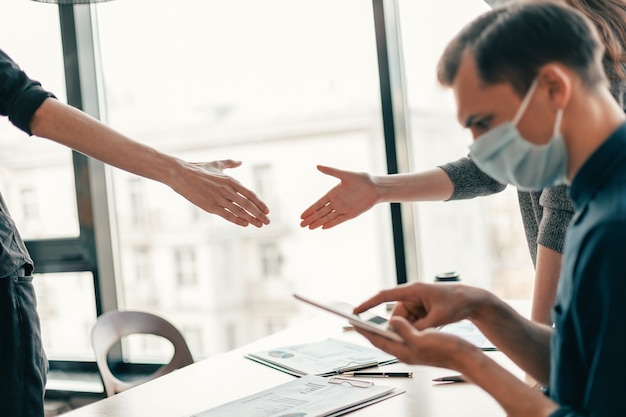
91, 310, 194, 397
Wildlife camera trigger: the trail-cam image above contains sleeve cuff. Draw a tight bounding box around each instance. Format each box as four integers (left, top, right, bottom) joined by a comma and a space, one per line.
9, 87, 55, 136
439, 156, 507, 201
537, 186, 575, 254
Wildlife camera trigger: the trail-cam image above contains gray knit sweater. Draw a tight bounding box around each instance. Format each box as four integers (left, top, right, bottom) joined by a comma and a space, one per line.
440, 61, 626, 266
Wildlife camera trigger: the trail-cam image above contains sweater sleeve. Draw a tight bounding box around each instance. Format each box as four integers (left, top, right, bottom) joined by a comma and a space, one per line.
0, 49, 55, 135
439, 155, 507, 201
537, 185, 575, 254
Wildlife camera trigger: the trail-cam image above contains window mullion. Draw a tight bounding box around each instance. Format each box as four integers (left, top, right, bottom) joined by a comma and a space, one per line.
372, 0, 420, 283
58, 3, 121, 318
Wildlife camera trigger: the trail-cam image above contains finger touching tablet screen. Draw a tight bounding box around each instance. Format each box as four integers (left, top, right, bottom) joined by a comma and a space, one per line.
293, 293, 403, 342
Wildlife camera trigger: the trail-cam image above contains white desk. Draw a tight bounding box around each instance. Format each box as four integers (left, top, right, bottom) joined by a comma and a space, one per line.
62, 315, 524, 417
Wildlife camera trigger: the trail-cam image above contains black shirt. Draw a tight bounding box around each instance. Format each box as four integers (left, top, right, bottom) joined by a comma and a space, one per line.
550, 123, 626, 416
0, 49, 55, 277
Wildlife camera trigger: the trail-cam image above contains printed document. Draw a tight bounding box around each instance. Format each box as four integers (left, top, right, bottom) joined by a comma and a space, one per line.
246, 338, 397, 376
192, 374, 402, 417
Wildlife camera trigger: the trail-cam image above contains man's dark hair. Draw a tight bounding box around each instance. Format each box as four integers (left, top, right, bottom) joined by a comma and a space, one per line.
437, 1, 608, 96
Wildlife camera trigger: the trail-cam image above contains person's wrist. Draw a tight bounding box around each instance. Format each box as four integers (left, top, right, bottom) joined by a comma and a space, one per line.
371, 174, 389, 204
443, 336, 483, 374
164, 156, 191, 189
466, 287, 499, 325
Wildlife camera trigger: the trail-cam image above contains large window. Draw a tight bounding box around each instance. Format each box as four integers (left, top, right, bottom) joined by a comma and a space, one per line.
95, 0, 396, 361
0, 0, 536, 367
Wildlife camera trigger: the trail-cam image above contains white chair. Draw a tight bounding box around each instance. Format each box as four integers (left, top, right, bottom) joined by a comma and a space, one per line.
91, 310, 194, 397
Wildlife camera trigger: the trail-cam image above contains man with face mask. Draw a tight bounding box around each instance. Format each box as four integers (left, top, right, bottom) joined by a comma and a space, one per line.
351, 2, 626, 416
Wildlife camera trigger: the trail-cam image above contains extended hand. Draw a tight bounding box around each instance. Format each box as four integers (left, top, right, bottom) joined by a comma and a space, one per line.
175, 159, 270, 227
300, 165, 380, 229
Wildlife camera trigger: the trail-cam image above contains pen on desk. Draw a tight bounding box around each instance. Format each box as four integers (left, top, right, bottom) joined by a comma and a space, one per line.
432, 374, 466, 383
342, 372, 413, 378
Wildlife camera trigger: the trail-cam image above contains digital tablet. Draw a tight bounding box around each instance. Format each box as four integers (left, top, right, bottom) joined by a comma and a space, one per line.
293, 293, 403, 342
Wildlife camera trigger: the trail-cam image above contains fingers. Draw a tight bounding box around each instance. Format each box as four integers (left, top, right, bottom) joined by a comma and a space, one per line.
202, 184, 269, 228
353, 285, 417, 314
217, 159, 243, 170
390, 302, 413, 319
190, 160, 270, 227
300, 165, 348, 228
316, 165, 345, 179
230, 186, 271, 220
221, 197, 267, 228
300, 198, 334, 228
213, 160, 270, 220
319, 215, 348, 229
301, 193, 351, 229
302, 204, 346, 230
213, 206, 252, 227
353, 295, 386, 315
354, 323, 414, 364
388, 316, 416, 340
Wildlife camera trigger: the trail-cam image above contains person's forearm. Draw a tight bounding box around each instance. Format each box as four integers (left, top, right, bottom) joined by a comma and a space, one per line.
531, 245, 562, 324
470, 295, 553, 385
373, 167, 454, 203
29, 98, 182, 186
455, 347, 557, 417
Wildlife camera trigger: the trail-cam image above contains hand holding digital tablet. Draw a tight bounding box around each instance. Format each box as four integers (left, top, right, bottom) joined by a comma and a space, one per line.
293, 293, 404, 343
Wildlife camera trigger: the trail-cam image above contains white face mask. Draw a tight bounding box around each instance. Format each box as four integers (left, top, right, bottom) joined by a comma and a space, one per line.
468, 80, 568, 191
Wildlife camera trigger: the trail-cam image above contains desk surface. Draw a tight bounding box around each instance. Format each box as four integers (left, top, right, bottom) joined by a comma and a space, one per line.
62, 315, 524, 417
